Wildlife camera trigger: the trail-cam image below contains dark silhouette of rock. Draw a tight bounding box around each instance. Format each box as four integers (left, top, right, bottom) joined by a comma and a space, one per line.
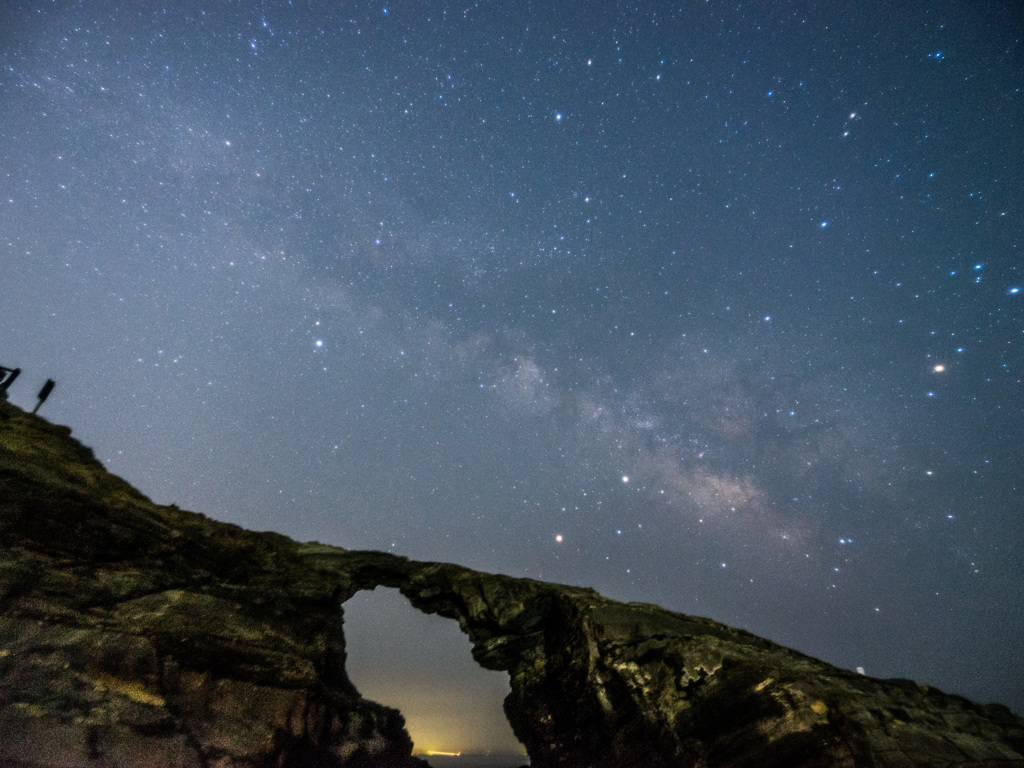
2, 398, 1023, 767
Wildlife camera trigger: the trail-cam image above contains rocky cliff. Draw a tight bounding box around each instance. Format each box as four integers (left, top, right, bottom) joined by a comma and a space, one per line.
2, 400, 1023, 767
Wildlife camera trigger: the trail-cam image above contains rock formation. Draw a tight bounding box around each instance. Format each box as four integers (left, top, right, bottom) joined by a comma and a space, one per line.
2, 399, 1023, 767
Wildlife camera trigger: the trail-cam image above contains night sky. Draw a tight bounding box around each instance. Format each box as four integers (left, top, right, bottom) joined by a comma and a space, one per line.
2, 0, 1022, 757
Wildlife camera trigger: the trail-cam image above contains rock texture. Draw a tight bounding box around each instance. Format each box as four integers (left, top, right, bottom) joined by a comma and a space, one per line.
317, 552, 1024, 768
2, 399, 1023, 767
0, 402, 424, 768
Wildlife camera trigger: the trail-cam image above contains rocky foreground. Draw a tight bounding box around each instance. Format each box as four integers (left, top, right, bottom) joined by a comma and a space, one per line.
1, 400, 1022, 767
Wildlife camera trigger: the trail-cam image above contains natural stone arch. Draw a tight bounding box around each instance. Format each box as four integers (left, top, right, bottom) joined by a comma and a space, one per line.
341, 584, 526, 760
305, 547, 1024, 768
304, 547, 628, 768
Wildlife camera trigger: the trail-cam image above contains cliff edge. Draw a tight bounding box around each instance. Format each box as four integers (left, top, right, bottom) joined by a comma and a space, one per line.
1, 400, 1022, 767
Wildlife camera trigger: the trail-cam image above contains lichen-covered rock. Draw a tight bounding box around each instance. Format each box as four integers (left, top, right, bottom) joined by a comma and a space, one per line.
3, 399, 1023, 767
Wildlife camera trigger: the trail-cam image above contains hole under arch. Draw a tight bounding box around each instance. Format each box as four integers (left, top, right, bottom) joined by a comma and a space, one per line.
342, 586, 528, 767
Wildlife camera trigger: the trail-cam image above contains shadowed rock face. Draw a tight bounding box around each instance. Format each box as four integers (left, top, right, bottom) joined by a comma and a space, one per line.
0, 402, 424, 768
2, 400, 1023, 767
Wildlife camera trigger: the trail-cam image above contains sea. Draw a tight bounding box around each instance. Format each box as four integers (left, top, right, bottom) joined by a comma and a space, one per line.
419, 755, 529, 768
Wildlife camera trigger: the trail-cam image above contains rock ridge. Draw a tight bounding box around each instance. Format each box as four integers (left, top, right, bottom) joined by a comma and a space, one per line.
2, 400, 1022, 767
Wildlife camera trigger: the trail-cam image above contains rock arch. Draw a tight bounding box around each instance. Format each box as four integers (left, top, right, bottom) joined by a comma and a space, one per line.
303, 546, 722, 768
341, 584, 525, 758
301, 545, 1024, 768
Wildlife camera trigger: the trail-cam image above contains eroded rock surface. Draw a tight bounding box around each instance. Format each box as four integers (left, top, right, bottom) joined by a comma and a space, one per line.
311, 550, 1024, 768
0, 402, 424, 768
2, 400, 1023, 767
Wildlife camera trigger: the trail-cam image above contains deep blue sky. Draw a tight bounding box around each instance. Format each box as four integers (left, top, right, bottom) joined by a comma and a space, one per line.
2, 0, 1021, 754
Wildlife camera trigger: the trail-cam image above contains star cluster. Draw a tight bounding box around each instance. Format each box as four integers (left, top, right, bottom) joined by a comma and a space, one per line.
2, 0, 1021, 745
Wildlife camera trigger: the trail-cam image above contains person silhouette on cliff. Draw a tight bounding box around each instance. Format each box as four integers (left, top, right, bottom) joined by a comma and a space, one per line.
32, 379, 56, 414
0, 366, 21, 400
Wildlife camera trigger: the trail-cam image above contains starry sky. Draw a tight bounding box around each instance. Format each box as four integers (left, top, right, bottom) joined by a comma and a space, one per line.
2, 0, 1022, 756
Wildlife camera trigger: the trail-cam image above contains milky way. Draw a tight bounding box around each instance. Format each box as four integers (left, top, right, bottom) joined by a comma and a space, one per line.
2, 1, 1021, 751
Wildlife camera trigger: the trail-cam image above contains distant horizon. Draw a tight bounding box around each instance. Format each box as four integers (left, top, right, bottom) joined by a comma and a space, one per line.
415, 754, 529, 768
414, 749, 529, 760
